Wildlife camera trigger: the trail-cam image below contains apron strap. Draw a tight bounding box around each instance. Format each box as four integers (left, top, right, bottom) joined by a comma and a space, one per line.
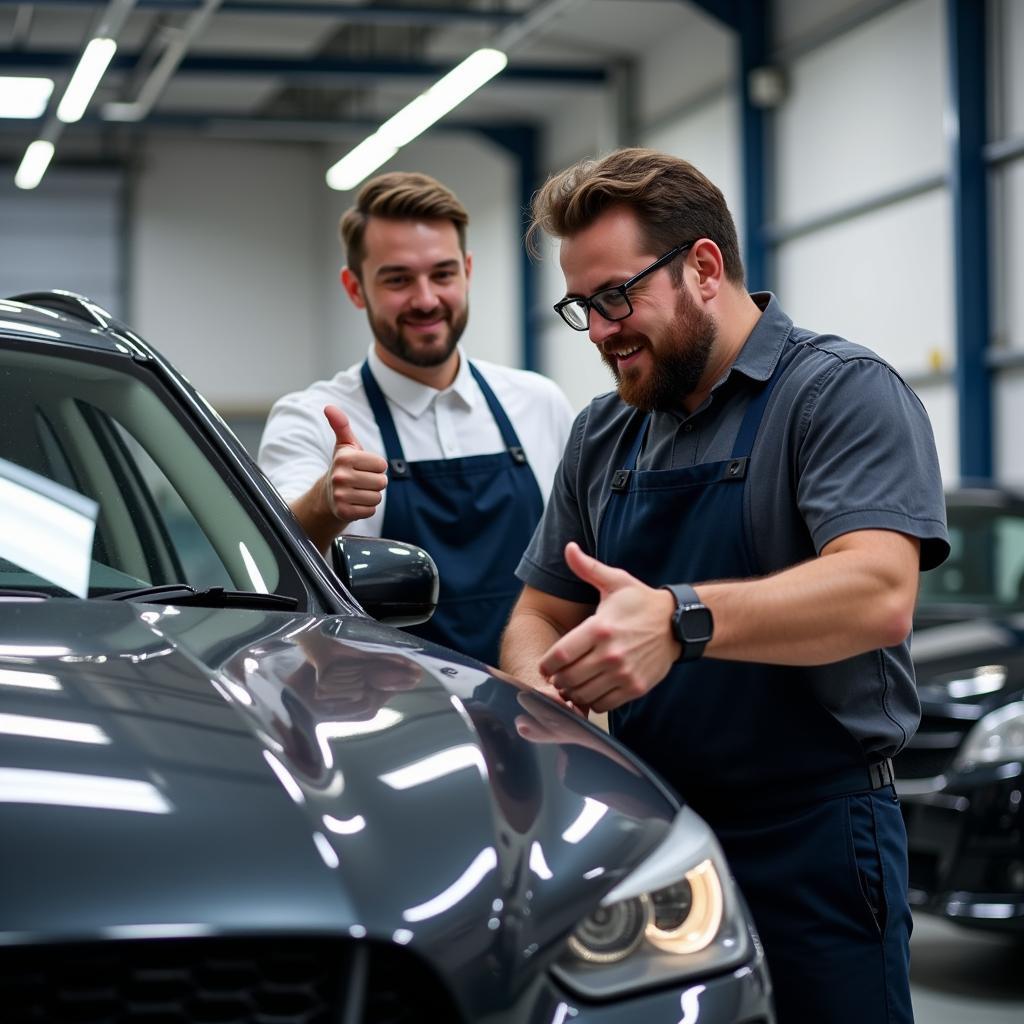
360, 361, 410, 478
731, 349, 789, 459
360, 359, 531, 477
614, 349, 789, 485
467, 362, 529, 465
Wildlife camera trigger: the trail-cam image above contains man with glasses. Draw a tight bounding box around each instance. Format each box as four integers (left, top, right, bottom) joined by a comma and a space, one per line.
259, 171, 573, 666
500, 148, 948, 1024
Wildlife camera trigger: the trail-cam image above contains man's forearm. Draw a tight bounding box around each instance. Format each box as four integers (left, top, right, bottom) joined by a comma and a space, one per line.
289, 479, 348, 555
700, 531, 920, 665
500, 608, 566, 690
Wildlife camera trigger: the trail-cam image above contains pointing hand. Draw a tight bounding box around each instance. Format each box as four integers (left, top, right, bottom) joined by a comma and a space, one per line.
537, 542, 681, 713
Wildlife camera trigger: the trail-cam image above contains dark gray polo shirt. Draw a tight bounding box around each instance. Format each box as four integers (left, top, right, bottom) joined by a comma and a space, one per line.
517, 293, 949, 758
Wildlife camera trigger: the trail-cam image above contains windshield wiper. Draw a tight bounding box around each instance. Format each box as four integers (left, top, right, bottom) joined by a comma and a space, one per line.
97, 584, 299, 610
0, 589, 54, 600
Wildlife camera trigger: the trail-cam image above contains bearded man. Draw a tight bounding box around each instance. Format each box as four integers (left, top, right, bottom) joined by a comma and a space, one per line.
500, 147, 949, 1024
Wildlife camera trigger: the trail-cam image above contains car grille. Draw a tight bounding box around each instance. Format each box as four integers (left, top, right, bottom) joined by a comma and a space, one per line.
894, 709, 974, 779
0, 937, 463, 1024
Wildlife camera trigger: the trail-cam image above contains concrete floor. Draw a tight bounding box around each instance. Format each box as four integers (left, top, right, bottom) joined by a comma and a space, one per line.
910, 912, 1024, 1023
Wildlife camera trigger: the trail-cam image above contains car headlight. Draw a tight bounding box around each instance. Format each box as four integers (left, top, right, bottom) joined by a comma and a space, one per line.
552, 806, 754, 1000
953, 700, 1024, 770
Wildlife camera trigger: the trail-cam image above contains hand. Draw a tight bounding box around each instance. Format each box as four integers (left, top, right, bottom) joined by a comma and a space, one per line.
322, 405, 389, 526
538, 542, 681, 713
514, 691, 590, 745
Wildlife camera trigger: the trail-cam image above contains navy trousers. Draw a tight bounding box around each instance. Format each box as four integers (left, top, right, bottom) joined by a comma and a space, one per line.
712, 787, 914, 1023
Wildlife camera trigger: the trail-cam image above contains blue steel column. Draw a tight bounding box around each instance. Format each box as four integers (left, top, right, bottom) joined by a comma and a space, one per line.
684, 0, 770, 291
477, 124, 541, 372
947, 0, 992, 480
735, 0, 769, 292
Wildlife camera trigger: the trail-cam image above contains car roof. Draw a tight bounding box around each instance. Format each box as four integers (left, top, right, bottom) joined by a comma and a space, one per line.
945, 484, 1024, 512
0, 291, 148, 358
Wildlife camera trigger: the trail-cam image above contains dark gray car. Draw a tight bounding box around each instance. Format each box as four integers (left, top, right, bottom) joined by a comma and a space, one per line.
0, 292, 773, 1023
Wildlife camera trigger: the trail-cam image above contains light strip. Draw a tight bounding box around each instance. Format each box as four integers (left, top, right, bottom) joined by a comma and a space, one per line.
379, 744, 486, 790
0, 768, 171, 814
57, 37, 117, 124
0, 713, 109, 745
14, 140, 55, 191
326, 47, 507, 192
0, 76, 54, 118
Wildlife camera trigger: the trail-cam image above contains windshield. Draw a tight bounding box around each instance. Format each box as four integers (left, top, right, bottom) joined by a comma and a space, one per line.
918, 500, 1024, 612
0, 344, 304, 604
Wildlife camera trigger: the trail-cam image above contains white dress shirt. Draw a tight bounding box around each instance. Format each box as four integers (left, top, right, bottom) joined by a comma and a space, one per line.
258, 346, 575, 538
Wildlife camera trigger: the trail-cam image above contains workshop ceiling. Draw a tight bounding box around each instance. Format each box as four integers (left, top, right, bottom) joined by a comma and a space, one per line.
0, 0, 716, 165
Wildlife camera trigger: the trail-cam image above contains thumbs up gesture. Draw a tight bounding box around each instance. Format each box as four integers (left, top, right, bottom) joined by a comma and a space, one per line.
538, 542, 682, 713
321, 405, 389, 528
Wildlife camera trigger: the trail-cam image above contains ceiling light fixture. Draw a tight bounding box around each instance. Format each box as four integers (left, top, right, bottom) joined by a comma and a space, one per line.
56, 37, 118, 123
0, 77, 54, 119
326, 47, 508, 192
14, 140, 55, 191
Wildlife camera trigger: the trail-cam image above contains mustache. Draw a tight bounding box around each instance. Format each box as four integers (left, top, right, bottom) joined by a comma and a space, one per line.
399, 307, 450, 325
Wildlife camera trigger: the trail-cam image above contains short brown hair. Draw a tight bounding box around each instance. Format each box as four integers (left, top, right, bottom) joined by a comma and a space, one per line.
528, 147, 744, 284
339, 171, 469, 278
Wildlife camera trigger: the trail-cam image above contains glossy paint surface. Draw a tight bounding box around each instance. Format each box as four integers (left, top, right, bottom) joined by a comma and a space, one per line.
0, 599, 689, 1016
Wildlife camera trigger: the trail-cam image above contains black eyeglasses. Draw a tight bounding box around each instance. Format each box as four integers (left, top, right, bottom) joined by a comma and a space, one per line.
553, 241, 696, 331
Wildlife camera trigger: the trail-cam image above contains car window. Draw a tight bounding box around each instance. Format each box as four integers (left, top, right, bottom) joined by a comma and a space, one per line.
918, 503, 1024, 610
0, 345, 302, 602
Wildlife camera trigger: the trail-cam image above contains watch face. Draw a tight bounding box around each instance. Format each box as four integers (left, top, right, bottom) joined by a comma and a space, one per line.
680, 606, 713, 644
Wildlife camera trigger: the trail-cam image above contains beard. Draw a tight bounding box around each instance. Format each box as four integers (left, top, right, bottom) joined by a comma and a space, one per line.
602, 287, 716, 412
367, 299, 469, 368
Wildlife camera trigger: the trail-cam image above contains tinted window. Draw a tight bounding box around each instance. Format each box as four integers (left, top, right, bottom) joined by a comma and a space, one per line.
918, 502, 1024, 610
0, 345, 300, 602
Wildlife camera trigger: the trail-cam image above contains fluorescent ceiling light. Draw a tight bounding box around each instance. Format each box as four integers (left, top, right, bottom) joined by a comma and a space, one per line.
57, 37, 117, 124
326, 47, 508, 192
326, 134, 399, 193
14, 140, 55, 191
0, 77, 54, 118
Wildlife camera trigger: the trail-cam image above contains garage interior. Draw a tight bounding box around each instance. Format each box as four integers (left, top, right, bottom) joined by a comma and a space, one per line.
1, 1, 1023, 1020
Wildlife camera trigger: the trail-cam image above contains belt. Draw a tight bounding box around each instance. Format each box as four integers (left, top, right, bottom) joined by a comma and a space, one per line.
868, 757, 895, 790
684, 757, 898, 824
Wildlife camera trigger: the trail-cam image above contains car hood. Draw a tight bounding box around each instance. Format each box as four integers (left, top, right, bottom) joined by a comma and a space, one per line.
0, 600, 675, 989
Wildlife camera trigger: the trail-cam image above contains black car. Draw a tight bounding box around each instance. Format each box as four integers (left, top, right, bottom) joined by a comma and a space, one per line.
894, 486, 1024, 932
0, 292, 773, 1022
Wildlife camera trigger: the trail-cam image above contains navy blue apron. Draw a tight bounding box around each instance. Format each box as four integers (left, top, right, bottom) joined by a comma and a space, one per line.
597, 360, 914, 1023
360, 361, 543, 666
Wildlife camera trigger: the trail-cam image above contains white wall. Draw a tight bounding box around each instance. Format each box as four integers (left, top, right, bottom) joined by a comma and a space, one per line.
130, 131, 520, 415
131, 138, 324, 412
539, 6, 742, 414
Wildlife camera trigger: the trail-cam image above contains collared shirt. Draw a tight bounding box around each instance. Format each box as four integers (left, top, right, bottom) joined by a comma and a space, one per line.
518, 293, 949, 758
258, 345, 575, 538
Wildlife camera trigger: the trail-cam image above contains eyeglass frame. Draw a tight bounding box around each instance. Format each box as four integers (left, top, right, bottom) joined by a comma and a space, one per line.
552, 240, 697, 331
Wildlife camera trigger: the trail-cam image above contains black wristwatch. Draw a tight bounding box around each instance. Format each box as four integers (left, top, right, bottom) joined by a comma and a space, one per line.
661, 583, 714, 662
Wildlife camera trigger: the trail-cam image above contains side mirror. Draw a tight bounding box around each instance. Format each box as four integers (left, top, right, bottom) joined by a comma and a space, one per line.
331, 535, 439, 627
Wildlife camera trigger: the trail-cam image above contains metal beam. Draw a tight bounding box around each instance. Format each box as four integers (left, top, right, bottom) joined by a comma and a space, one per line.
671, 1, 768, 290
685, 0, 739, 30
947, 0, 992, 480
0, 49, 607, 85
7, 0, 521, 24
736, 0, 768, 291
475, 124, 542, 374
